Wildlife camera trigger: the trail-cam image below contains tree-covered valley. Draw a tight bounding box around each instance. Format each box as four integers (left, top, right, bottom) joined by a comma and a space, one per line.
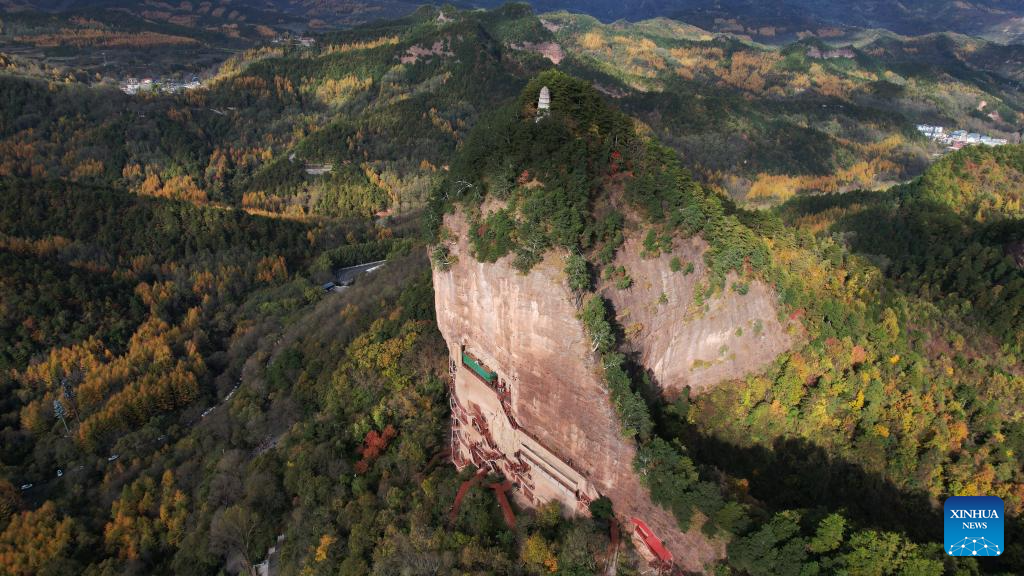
0, 3, 1022, 575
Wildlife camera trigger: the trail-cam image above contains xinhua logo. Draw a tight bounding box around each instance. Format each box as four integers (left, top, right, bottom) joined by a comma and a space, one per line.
944, 496, 1004, 557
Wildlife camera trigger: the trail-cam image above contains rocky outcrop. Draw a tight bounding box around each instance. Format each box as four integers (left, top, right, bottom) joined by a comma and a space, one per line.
400, 40, 453, 64
508, 41, 565, 64
433, 211, 724, 573
806, 46, 855, 59
606, 235, 794, 395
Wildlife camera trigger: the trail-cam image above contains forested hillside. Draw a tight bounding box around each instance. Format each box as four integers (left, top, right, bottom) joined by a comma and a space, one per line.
0, 3, 1021, 575
470, 0, 1024, 45
429, 70, 1024, 574
8, 0, 1024, 45
0, 5, 559, 218
0, 6, 643, 575
537, 11, 1023, 200
779, 144, 1024, 357
4, 3, 1020, 202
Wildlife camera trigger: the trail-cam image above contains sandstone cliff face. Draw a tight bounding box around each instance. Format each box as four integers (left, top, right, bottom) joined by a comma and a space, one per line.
433, 211, 724, 572
606, 235, 793, 395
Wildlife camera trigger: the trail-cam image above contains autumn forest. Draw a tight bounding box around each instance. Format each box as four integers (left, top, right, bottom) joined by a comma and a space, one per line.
0, 2, 1022, 576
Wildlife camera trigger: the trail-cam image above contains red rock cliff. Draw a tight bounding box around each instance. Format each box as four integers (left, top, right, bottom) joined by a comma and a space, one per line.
433, 211, 724, 573
606, 235, 794, 395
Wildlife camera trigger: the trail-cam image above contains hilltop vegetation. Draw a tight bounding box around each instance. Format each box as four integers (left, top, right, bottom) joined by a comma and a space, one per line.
916, 144, 1024, 219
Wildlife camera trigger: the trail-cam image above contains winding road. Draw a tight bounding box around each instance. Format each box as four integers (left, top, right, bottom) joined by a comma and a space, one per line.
332, 260, 387, 288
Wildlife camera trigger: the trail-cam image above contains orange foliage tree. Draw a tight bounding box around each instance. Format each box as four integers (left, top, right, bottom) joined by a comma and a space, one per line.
355, 424, 397, 474
0, 501, 81, 575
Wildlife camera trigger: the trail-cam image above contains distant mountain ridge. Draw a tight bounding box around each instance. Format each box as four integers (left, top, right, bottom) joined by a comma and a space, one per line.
472, 0, 1024, 44
5, 0, 1023, 43
0, 0, 422, 28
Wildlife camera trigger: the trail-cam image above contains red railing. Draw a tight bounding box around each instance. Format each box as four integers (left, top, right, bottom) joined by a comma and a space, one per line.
630, 518, 673, 567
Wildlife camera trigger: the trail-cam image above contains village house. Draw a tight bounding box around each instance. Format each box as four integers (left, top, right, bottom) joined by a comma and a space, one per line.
918, 124, 1008, 150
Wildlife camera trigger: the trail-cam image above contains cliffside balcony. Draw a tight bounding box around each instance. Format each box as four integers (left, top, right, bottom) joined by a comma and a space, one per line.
462, 351, 497, 385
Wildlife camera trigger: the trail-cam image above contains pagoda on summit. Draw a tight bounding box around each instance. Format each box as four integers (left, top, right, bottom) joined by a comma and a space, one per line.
536, 86, 550, 120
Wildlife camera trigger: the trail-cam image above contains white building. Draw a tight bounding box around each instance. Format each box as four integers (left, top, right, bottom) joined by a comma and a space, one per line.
536, 86, 551, 122
538, 86, 550, 111
122, 78, 140, 94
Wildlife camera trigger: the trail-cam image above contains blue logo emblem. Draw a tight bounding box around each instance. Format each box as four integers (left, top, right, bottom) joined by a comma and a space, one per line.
944, 496, 1004, 557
